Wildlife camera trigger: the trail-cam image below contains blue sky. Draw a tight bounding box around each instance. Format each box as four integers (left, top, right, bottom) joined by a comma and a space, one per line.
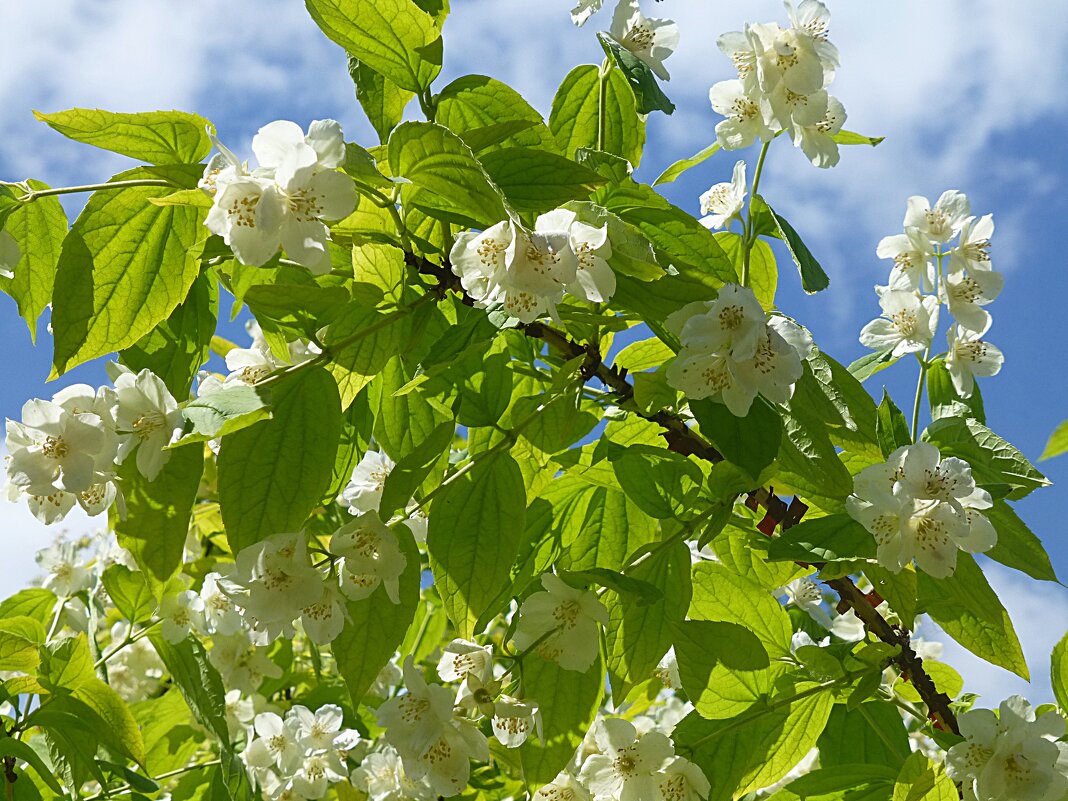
0, 0, 1065, 700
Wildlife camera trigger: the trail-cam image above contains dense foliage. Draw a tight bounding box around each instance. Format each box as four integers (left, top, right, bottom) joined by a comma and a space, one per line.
0, 1, 1066, 800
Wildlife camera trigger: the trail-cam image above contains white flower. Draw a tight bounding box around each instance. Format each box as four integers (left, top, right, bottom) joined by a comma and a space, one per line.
107, 623, 164, 701
223, 533, 324, 643
6, 398, 117, 497
657, 757, 711, 801
159, 589, 206, 644
946, 325, 1004, 399
198, 572, 247, 636
571, 0, 605, 27
792, 94, 846, 168
949, 214, 994, 274
199, 133, 246, 196
340, 450, 395, 515
904, 190, 971, 245
351, 746, 437, 801
877, 228, 935, 292
330, 511, 407, 604
846, 444, 997, 578
830, 608, 866, 642
244, 711, 304, 774
535, 209, 616, 304
205, 174, 286, 268
288, 704, 346, 751
436, 639, 493, 684
208, 633, 283, 693
698, 160, 747, 231
491, 696, 542, 748
859, 288, 939, 358
0, 230, 19, 279
710, 80, 775, 150
947, 696, 1068, 801
653, 648, 681, 690
668, 285, 769, 362
534, 771, 592, 801
377, 658, 489, 798
513, 573, 609, 672
224, 689, 257, 739
608, 0, 680, 81
112, 367, 182, 481
36, 541, 90, 597
940, 267, 1004, 334
784, 0, 839, 70
782, 577, 831, 629
299, 580, 346, 645
291, 749, 347, 799
578, 718, 674, 801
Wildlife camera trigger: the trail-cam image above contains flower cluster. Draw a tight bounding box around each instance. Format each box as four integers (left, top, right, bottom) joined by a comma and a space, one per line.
201, 119, 356, 272
5, 365, 182, 523
450, 209, 615, 323
340, 449, 428, 542
861, 190, 1003, 398
243, 703, 360, 801
513, 572, 609, 672
946, 696, 1068, 801
202, 320, 321, 392
665, 284, 814, 416
710, 1, 845, 167
846, 442, 997, 578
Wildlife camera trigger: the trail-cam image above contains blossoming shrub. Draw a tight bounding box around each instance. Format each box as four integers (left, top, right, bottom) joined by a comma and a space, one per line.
0, 1, 1066, 800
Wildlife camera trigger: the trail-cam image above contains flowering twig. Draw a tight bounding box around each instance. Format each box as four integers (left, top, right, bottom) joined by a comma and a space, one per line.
406, 250, 961, 735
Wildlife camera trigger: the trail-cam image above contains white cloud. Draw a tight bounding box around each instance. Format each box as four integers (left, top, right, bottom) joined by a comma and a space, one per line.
928, 560, 1068, 706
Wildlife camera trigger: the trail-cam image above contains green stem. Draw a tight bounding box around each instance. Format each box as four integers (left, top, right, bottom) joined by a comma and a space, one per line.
740, 141, 771, 288
83, 760, 221, 801
910, 350, 929, 442
16, 179, 172, 202
596, 58, 612, 152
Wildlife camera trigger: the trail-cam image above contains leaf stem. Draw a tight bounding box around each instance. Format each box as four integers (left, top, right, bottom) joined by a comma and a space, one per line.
82, 759, 221, 801
910, 350, 929, 442
15, 179, 173, 202
740, 141, 771, 288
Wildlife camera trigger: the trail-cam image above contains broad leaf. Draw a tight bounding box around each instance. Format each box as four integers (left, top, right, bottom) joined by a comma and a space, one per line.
34, 108, 213, 165
690, 562, 793, 658
674, 619, 772, 719
436, 74, 559, 153
479, 147, 605, 214
654, 142, 720, 186
347, 56, 413, 144
691, 397, 781, 483
550, 65, 645, 166
597, 34, 674, 115
767, 513, 875, 563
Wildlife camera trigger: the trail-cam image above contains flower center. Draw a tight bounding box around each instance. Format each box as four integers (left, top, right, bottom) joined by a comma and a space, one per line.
613, 751, 638, 778
718, 304, 745, 330
925, 209, 950, 238
730, 97, 760, 121
42, 435, 69, 459
625, 23, 655, 52
553, 600, 581, 628
268, 733, 289, 753
287, 189, 324, 222
476, 237, 507, 267
227, 193, 260, 228
950, 277, 982, 304
398, 694, 430, 724
890, 309, 919, 338
962, 239, 991, 263
133, 410, 166, 440
701, 186, 732, 216
661, 774, 687, 801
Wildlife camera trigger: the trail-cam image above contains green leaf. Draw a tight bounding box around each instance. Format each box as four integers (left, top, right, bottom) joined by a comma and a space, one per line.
34, 109, 213, 165
149, 633, 229, 742
793, 353, 880, 457
691, 397, 781, 483
865, 564, 917, 629
519, 653, 604, 786
612, 445, 703, 520
764, 200, 829, 293
922, 416, 1050, 500
113, 442, 204, 587
597, 34, 674, 115
777, 409, 854, 509
849, 350, 900, 383
927, 358, 985, 424
427, 452, 527, 637
553, 481, 658, 572
324, 302, 411, 409
714, 231, 776, 309
1040, 420, 1068, 461
101, 565, 157, 625
653, 142, 720, 186
877, 390, 912, 458
347, 56, 413, 144
892, 752, 957, 801
674, 691, 834, 801
767, 513, 875, 563
0, 589, 57, 628
388, 121, 507, 227
690, 562, 793, 658
38, 635, 95, 693
1052, 629, 1068, 712
0, 617, 44, 672
333, 524, 420, 704
674, 620, 772, 719
121, 271, 218, 399
218, 367, 342, 552
549, 65, 645, 166
604, 542, 691, 697
304, 0, 442, 93
479, 147, 606, 214
379, 421, 454, 517
918, 553, 1028, 679
984, 501, 1057, 582
371, 358, 453, 462
833, 130, 886, 147
51, 171, 204, 375
0, 738, 63, 794
177, 384, 272, 445
71, 678, 148, 767
436, 74, 559, 153
818, 702, 911, 769
776, 764, 898, 801
0, 180, 67, 341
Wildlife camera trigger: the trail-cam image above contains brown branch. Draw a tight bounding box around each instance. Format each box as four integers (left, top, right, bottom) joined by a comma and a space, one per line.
405, 251, 960, 734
